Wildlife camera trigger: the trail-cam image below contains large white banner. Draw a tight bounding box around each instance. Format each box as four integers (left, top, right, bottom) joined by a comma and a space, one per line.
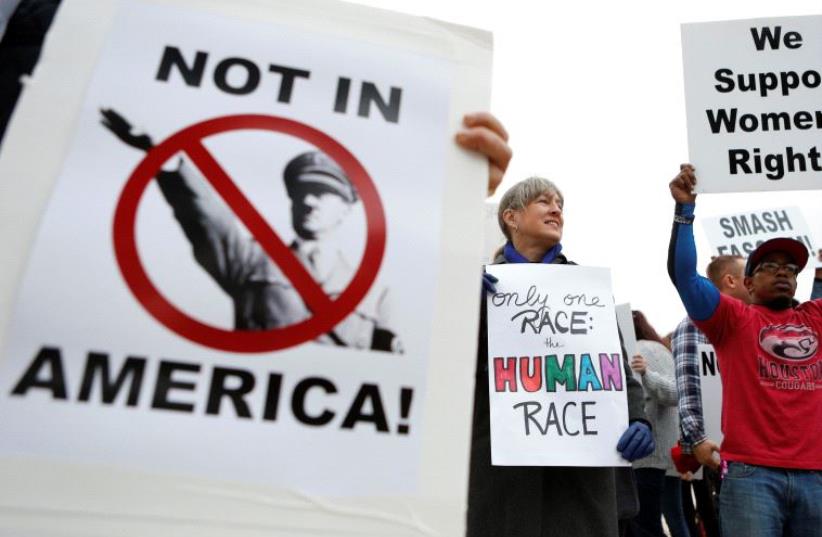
681, 15, 822, 193
0, 0, 491, 535
697, 344, 723, 445
485, 264, 629, 467
701, 206, 820, 267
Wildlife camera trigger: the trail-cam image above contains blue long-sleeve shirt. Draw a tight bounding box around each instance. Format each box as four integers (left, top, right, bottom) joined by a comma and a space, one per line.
667, 202, 719, 321
667, 202, 720, 453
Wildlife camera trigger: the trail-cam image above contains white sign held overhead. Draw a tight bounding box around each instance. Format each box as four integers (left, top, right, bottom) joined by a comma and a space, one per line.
681, 15, 822, 193
485, 264, 629, 467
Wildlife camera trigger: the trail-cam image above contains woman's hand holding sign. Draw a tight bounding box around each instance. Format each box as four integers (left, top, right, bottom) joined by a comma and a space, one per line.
455, 112, 512, 197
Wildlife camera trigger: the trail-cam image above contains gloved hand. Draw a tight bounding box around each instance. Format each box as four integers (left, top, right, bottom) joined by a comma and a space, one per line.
617, 421, 654, 462
482, 271, 498, 294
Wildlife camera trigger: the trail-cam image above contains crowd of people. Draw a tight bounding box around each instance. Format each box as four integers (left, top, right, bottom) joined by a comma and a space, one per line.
472, 158, 822, 537
2, 3, 821, 537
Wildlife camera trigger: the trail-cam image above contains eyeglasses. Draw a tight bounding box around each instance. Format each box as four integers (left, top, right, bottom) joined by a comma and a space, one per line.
754, 262, 800, 276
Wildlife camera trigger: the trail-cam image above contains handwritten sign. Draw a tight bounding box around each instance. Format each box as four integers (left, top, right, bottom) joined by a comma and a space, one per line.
681, 15, 822, 193
702, 206, 821, 268
485, 264, 629, 467
697, 343, 723, 445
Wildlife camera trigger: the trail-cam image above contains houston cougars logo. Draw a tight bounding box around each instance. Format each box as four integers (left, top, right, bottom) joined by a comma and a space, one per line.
759, 324, 818, 361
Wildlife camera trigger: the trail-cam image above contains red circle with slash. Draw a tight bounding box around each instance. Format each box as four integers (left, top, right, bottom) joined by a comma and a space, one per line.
112, 115, 386, 353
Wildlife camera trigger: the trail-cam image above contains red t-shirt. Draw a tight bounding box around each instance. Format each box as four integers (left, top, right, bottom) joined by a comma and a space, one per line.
695, 294, 822, 469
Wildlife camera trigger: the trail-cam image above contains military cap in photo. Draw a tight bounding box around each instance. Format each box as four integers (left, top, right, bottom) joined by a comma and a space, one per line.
283, 151, 358, 203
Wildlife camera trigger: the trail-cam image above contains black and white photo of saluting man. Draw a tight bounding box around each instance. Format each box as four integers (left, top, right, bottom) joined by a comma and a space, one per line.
101, 108, 402, 353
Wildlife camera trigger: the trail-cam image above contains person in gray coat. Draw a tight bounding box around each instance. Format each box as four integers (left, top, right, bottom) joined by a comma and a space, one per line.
628, 310, 690, 537
469, 177, 653, 537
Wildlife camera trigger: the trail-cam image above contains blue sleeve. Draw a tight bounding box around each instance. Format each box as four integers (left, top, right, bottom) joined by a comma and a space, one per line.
667, 203, 719, 321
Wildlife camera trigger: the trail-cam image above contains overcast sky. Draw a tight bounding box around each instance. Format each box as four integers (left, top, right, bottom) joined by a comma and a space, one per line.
352, 0, 822, 333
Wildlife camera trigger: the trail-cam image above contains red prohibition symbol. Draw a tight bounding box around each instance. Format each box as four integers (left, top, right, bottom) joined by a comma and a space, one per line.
112, 115, 386, 353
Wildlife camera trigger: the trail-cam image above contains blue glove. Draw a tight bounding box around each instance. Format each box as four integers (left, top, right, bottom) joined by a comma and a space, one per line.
617, 421, 655, 462
482, 271, 498, 294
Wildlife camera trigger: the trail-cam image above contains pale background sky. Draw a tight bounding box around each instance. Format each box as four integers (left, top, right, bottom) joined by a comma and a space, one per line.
352, 0, 822, 334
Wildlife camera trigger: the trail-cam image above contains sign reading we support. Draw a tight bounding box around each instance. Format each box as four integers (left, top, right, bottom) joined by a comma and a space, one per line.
485, 264, 629, 467
0, 0, 490, 521
702, 206, 820, 266
697, 344, 723, 445
681, 15, 822, 193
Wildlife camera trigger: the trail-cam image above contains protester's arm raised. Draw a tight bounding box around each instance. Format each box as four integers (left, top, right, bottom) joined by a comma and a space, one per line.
100, 108, 261, 293
666, 164, 719, 321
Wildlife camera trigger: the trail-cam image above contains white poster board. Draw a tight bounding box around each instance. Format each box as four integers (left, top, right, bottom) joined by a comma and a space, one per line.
0, 0, 492, 535
697, 344, 723, 445
485, 264, 629, 467
681, 15, 822, 193
702, 206, 821, 267
615, 303, 641, 383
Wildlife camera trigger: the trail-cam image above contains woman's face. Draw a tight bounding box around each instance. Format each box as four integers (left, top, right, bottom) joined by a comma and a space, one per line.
510, 191, 564, 247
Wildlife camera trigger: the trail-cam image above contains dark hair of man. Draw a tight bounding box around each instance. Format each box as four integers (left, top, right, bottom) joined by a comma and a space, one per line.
632, 310, 665, 345
706, 255, 744, 287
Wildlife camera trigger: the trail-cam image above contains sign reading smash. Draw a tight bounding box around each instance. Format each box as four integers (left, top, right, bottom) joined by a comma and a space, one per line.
485, 264, 629, 467
701, 206, 820, 267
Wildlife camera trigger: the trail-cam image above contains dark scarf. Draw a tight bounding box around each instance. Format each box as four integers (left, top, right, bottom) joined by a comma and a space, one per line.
503, 241, 562, 264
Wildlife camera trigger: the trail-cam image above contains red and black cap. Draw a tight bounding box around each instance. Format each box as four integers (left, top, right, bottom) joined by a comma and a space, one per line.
744, 237, 809, 277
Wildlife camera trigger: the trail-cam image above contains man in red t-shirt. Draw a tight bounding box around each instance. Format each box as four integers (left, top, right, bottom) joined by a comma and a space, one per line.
666, 164, 822, 537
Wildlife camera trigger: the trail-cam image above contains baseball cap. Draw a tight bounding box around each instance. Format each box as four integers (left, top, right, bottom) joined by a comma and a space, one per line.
744, 237, 809, 277
283, 151, 358, 203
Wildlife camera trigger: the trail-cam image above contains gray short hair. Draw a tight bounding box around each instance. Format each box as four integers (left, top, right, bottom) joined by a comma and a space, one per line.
497, 176, 563, 240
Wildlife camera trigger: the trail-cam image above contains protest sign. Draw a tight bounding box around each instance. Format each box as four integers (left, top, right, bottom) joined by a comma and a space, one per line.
615, 303, 641, 382
697, 344, 723, 445
0, 0, 491, 535
485, 264, 629, 467
483, 200, 504, 261
681, 15, 822, 193
702, 206, 821, 267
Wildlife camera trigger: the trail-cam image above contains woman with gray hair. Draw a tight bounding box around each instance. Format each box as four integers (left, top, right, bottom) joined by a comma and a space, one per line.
467, 177, 654, 537
495, 176, 565, 262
